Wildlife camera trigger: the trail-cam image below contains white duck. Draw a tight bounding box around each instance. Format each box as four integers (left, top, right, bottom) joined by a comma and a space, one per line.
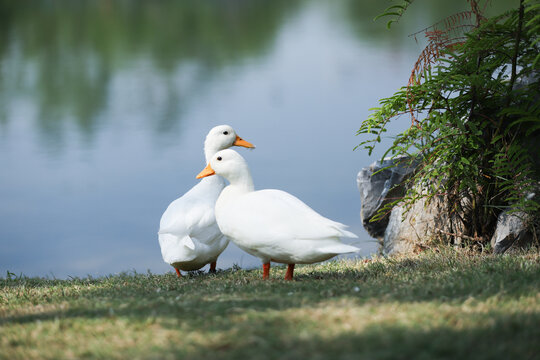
158, 125, 255, 277
196, 149, 359, 280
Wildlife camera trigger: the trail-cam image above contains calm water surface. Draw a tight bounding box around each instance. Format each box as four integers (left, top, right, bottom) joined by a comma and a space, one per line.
0, 0, 509, 278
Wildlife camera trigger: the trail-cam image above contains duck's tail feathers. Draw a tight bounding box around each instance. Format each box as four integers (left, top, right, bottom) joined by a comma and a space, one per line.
181, 235, 195, 250
329, 223, 358, 239
339, 229, 358, 239
319, 243, 360, 255
159, 233, 195, 250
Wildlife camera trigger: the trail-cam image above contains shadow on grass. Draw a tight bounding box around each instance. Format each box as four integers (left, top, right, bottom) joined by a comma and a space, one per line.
172, 311, 540, 360
6, 299, 536, 359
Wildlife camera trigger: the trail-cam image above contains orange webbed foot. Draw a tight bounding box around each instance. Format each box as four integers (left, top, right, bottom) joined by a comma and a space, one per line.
284, 264, 295, 281
262, 263, 270, 280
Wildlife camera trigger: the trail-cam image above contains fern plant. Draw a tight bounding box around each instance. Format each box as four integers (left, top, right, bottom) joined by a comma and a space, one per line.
357, 0, 540, 246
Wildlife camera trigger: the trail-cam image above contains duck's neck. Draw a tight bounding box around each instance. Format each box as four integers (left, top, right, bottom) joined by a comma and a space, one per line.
204, 137, 227, 164
227, 171, 254, 192
215, 164, 254, 218
225, 163, 255, 193
204, 146, 217, 164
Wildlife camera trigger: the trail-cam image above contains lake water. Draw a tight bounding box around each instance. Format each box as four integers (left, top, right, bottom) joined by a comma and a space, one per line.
0, 0, 512, 278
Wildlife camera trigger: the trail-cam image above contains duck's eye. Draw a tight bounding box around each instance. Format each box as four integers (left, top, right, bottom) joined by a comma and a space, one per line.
217, 156, 222, 161
223, 131, 229, 135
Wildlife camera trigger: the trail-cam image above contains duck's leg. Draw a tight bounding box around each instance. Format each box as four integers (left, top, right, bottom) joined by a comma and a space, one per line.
209, 261, 217, 273
175, 268, 182, 278
284, 264, 295, 281
262, 263, 271, 280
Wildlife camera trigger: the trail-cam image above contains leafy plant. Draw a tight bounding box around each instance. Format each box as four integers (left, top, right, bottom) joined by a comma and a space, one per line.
374, 0, 414, 29
357, 0, 540, 246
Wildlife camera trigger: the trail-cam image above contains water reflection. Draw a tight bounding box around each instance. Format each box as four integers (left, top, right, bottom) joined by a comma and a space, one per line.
0, 0, 301, 146
0, 0, 503, 278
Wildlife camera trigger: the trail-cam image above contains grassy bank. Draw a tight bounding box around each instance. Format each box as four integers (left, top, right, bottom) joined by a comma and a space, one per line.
1, 248, 539, 359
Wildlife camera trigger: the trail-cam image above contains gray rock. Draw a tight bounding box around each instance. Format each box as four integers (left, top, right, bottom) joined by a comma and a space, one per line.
383, 195, 464, 255
357, 156, 417, 239
382, 176, 475, 254
383, 205, 414, 254
491, 211, 533, 254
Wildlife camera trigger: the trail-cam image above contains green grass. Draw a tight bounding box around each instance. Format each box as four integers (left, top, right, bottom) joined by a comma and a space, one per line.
1, 248, 539, 360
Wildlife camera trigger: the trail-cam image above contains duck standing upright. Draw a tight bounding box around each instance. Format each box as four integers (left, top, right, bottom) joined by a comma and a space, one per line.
196, 149, 359, 280
159, 126, 255, 277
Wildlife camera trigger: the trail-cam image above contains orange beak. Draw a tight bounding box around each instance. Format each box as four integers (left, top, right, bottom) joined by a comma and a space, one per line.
196, 163, 215, 179
233, 135, 255, 148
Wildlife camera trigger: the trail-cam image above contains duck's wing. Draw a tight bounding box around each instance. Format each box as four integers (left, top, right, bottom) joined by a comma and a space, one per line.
158, 180, 221, 235
220, 189, 357, 242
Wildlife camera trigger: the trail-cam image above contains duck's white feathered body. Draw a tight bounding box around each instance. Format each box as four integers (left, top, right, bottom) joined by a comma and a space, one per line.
158, 125, 255, 275
201, 149, 359, 274
216, 187, 359, 264
159, 176, 229, 271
